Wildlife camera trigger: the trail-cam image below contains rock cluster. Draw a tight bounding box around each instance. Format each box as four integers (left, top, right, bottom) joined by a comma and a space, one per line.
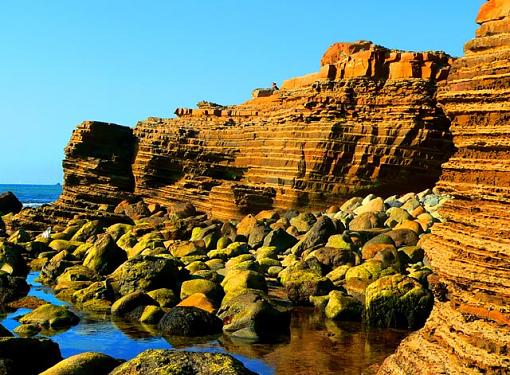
8, 42, 454, 232
379, 1, 510, 373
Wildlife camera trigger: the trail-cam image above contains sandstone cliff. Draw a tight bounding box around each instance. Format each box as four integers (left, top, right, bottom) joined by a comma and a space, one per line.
379, 1, 510, 373
131, 42, 453, 220
10, 42, 453, 231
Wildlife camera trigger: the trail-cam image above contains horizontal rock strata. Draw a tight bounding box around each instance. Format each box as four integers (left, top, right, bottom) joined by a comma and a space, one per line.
379, 1, 510, 373
11, 42, 454, 229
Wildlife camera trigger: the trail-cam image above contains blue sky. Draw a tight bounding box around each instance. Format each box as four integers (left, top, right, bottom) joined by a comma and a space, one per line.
0, 0, 483, 184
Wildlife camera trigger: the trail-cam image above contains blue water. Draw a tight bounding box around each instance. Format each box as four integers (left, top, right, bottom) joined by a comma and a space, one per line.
1, 273, 274, 374
0, 184, 61, 207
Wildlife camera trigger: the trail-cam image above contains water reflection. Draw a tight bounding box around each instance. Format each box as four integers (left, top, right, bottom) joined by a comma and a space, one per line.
1, 273, 409, 375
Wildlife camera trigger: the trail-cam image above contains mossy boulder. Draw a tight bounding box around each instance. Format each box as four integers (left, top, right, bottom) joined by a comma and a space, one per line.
39, 352, 122, 375
116, 232, 138, 252
290, 216, 337, 256
48, 240, 83, 252
344, 259, 395, 282
71, 220, 102, 242
109, 349, 256, 375
0, 271, 29, 303
106, 223, 133, 242
324, 290, 363, 321
290, 212, 317, 233
282, 269, 334, 305
147, 288, 178, 308
180, 279, 224, 304
172, 241, 207, 258
218, 288, 290, 341
19, 304, 79, 329
221, 269, 267, 295
139, 305, 164, 325
111, 291, 157, 318
365, 274, 433, 329
72, 281, 113, 304
262, 228, 298, 253
158, 306, 222, 337
128, 232, 165, 258
326, 265, 352, 286
0, 241, 28, 276
41, 250, 78, 281
83, 234, 127, 276
108, 255, 179, 296
7, 228, 30, 244
207, 242, 249, 260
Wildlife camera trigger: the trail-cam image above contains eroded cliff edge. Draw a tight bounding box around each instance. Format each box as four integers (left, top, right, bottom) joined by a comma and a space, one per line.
379, 0, 510, 373
10, 41, 454, 232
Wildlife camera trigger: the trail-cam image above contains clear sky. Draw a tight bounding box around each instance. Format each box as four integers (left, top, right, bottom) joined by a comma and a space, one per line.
0, 0, 484, 184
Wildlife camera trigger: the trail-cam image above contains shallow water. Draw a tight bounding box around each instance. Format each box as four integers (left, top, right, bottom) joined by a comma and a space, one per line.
1, 272, 410, 374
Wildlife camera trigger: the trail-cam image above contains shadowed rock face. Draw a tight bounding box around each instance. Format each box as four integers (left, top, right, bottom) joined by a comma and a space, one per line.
11, 42, 454, 229
379, 1, 510, 373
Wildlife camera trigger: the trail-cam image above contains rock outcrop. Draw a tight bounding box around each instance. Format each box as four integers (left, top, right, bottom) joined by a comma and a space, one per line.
11, 43, 454, 228
379, 1, 510, 373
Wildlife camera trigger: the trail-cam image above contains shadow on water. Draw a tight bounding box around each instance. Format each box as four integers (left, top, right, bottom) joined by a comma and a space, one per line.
1, 272, 410, 375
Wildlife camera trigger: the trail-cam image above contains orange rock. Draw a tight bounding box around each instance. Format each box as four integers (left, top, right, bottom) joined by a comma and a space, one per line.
177, 293, 216, 314
476, 0, 510, 24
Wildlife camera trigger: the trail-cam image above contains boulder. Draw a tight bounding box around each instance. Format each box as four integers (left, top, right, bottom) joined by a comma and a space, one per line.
180, 279, 223, 304
221, 269, 267, 295
108, 255, 179, 296
218, 289, 291, 341
282, 269, 334, 305
0, 337, 62, 374
0, 241, 28, 276
385, 229, 419, 247
105, 223, 133, 242
0, 272, 29, 304
0, 192, 22, 215
247, 222, 270, 249
147, 288, 178, 308
70, 220, 102, 242
114, 199, 150, 220
19, 304, 79, 330
39, 352, 122, 375
289, 212, 317, 233
83, 234, 126, 276
262, 228, 298, 253
348, 212, 383, 231
158, 306, 223, 337
324, 290, 363, 321
312, 246, 360, 271
291, 216, 337, 256
365, 274, 433, 329
111, 291, 157, 319
177, 293, 216, 314
109, 349, 255, 375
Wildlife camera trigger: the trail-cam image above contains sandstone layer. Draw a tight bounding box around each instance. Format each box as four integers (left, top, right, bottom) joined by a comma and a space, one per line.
379, 1, 510, 373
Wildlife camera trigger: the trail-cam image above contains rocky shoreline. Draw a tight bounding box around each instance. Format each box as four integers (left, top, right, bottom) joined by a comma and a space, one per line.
0, 188, 447, 374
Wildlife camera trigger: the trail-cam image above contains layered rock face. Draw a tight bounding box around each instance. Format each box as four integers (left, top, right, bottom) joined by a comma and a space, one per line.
11, 42, 453, 229
379, 1, 510, 373
132, 42, 453, 220
9, 121, 136, 232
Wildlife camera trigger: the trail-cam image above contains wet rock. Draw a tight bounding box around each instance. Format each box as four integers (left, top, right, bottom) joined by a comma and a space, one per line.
281, 269, 334, 305
139, 305, 164, 324
19, 303, 79, 330
111, 291, 157, 318
221, 269, 267, 295
0, 272, 29, 304
109, 349, 255, 375
324, 290, 363, 321
39, 352, 122, 375
218, 289, 290, 341
158, 306, 222, 337
108, 255, 179, 296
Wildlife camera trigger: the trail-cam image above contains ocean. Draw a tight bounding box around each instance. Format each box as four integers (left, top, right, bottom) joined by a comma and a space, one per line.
0, 184, 62, 207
